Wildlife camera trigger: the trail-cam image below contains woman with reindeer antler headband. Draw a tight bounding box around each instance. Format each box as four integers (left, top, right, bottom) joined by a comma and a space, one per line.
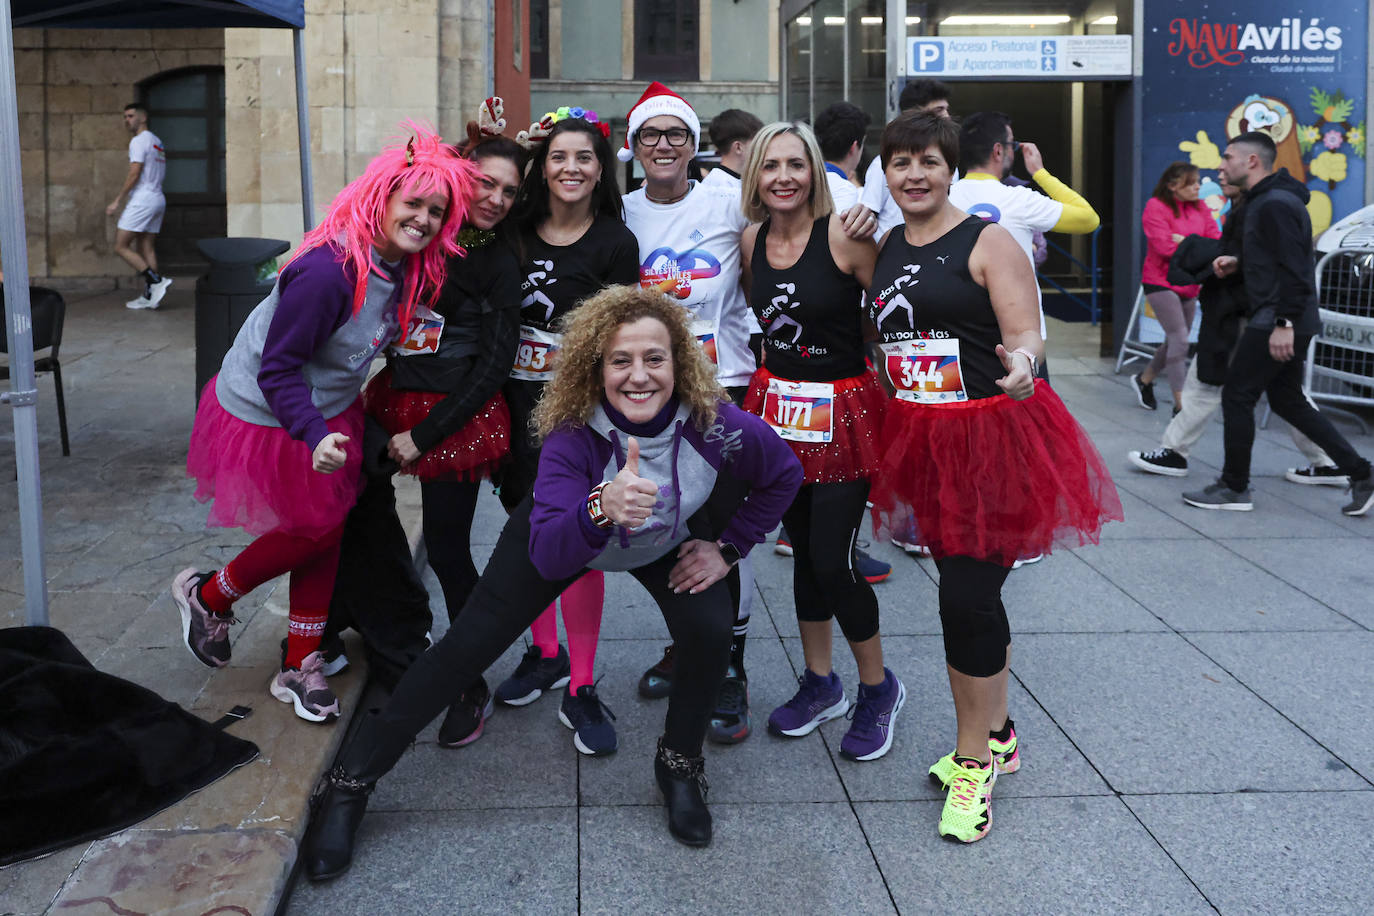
318, 99, 533, 746
487, 105, 641, 759
170, 124, 479, 724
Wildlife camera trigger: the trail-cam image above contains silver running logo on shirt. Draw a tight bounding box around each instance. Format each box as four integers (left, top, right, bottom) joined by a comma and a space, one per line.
762, 282, 803, 344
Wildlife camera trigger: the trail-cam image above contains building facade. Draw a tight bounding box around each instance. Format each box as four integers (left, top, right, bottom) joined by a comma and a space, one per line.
16, 0, 503, 285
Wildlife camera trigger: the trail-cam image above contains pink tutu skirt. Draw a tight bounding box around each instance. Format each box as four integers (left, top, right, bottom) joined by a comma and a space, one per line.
187, 376, 365, 538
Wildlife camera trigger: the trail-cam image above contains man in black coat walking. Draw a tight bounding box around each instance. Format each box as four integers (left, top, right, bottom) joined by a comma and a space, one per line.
1182, 131, 1373, 516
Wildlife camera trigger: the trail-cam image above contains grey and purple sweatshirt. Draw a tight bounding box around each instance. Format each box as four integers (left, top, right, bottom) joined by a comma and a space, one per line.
528, 397, 803, 579
215, 244, 403, 450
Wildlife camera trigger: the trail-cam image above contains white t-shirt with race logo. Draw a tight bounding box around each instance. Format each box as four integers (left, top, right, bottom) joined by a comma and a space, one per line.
128, 130, 167, 197
624, 180, 756, 388
825, 168, 860, 214
948, 175, 1059, 338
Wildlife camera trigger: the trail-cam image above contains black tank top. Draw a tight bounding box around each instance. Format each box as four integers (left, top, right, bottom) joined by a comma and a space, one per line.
867, 217, 1005, 401
750, 217, 867, 382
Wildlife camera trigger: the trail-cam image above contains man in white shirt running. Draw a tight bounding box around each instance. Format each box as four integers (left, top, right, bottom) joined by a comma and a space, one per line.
700, 108, 762, 192
107, 103, 172, 310
949, 111, 1100, 342
813, 101, 869, 214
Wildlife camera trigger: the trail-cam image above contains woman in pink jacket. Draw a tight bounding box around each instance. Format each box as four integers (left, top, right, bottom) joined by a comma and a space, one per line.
1131, 162, 1220, 414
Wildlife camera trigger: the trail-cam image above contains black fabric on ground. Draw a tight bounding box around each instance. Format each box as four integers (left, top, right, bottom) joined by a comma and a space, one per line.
0, 626, 259, 867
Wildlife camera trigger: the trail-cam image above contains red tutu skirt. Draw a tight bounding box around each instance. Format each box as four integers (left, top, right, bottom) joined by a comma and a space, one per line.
187, 376, 365, 538
870, 384, 1122, 565
362, 366, 511, 482
743, 367, 887, 485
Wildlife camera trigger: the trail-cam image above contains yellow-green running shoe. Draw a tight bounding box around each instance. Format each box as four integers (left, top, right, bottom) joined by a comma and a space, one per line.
938, 757, 996, 844
928, 721, 1019, 788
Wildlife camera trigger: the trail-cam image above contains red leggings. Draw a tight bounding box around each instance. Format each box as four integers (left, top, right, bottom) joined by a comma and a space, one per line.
201, 525, 344, 668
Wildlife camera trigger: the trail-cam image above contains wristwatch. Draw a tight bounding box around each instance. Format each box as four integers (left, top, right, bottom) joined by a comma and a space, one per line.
716, 540, 743, 567
1274, 317, 1292, 328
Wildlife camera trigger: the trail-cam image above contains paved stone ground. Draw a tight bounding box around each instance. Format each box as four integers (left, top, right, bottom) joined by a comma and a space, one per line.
4, 290, 1372, 915
285, 324, 1374, 915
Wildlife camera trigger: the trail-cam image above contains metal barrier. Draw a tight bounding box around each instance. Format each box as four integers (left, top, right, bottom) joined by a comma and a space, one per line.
1037, 226, 1101, 325
1308, 248, 1374, 431
1113, 284, 1204, 375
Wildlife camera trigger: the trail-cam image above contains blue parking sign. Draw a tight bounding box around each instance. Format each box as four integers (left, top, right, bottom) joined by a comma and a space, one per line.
911, 41, 944, 72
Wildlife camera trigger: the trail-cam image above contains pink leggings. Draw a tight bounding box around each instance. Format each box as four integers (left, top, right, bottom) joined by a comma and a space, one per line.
529, 569, 605, 693
199, 526, 344, 668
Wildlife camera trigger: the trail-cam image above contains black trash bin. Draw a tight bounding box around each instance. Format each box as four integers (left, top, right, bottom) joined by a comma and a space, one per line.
194, 238, 291, 399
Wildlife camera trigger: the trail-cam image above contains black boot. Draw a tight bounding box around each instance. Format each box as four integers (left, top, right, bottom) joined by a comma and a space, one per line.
303, 710, 415, 881
654, 738, 711, 847
303, 767, 373, 881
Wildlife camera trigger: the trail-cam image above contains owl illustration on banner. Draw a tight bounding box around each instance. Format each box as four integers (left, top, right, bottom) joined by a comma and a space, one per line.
1225, 95, 1306, 182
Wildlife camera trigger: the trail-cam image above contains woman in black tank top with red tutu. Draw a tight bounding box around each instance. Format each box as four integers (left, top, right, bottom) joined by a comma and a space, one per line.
738, 123, 905, 762
867, 113, 1121, 843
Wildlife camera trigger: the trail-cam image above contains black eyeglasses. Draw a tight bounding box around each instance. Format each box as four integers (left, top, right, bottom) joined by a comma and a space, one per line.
637, 127, 692, 148
1003, 139, 1022, 153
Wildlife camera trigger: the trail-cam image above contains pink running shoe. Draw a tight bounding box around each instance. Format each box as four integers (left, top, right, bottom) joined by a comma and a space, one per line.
171, 568, 234, 669
271, 651, 341, 723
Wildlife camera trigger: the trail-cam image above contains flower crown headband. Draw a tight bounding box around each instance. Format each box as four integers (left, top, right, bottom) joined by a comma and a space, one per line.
516, 105, 612, 150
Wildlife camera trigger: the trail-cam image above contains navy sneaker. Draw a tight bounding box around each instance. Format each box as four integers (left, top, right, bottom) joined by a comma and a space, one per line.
558, 684, 617, 756
494, 644, 571, 706
767, 669, 848, 737
855, 548, 891, 584
1128, 446, 1188, 477
437, 677, 494, 748
706, 668, 751, 745
840, 669, 905, 761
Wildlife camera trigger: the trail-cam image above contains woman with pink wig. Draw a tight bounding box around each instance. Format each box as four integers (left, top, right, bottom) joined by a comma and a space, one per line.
170, 125, 479, 723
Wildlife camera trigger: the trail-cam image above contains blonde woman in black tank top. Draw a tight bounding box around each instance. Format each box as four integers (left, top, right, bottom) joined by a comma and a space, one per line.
738, 122, 906, 762
866, 113, 1121, 844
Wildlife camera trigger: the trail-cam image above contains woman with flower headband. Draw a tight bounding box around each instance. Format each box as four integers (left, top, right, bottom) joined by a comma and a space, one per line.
301, 286, 803, 879
489, 107, 641, 758
169, 126, 478, 723
315, 100, 530, 746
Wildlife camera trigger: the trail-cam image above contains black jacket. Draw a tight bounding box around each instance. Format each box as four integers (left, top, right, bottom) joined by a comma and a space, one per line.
1167, 201, 1249, 384
1238, 169, 1321, 335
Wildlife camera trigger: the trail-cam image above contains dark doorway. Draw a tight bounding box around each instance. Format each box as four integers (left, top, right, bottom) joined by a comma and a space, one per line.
139, 67, 227, 274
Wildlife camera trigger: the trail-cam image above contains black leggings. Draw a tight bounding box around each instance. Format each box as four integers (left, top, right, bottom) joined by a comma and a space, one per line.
419, 480, 481, 623
782, 480, 879, 643
933, 555, 1011, 678
341, 498, 735, 781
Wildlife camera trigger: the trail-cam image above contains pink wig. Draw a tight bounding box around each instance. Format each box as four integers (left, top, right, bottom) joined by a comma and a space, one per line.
289, 121, 479, 332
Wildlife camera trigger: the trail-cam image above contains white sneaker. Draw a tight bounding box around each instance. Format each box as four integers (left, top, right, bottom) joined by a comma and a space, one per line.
126, 294, 157, 310
147, 276, 173, 307
1012, 554, 1043, 569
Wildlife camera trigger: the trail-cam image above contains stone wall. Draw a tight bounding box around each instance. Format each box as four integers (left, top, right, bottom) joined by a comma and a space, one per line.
13, 28, 224, 282
226, 0, 493, 251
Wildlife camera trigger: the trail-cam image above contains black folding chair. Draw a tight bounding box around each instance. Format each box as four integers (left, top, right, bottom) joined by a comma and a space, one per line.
1, 285, 70, 455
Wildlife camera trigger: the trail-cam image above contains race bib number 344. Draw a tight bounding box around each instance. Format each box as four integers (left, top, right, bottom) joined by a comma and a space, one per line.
882, 339, 967, 403
510, 325, 560, 382
763, 379, 834, 443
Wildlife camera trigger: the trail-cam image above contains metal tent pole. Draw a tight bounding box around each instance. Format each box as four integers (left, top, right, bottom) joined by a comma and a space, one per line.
294, 27, 315, 231
0, 2, 50, 627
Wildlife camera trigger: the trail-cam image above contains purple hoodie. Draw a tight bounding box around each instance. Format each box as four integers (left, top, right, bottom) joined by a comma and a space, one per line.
528, 397, 803, 580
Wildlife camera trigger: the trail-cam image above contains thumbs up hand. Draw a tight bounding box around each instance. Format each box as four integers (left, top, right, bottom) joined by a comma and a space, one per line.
1178, 131, 1221, 169
600, 437, 659, 529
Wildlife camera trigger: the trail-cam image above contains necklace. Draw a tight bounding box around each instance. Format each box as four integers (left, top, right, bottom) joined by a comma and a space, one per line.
645, 184, 690, 205
540, 214, 593, 247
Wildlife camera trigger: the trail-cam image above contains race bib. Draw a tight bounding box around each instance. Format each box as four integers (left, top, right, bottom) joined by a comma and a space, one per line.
691, 319, 719, 365
510, 325, 560, 382
391, 305, 444, 357
881, 338, 967, 403
763, 378, 834, 443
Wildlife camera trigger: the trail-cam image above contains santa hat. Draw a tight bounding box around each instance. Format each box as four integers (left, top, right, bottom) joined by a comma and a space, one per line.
617, 81, 700, 162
